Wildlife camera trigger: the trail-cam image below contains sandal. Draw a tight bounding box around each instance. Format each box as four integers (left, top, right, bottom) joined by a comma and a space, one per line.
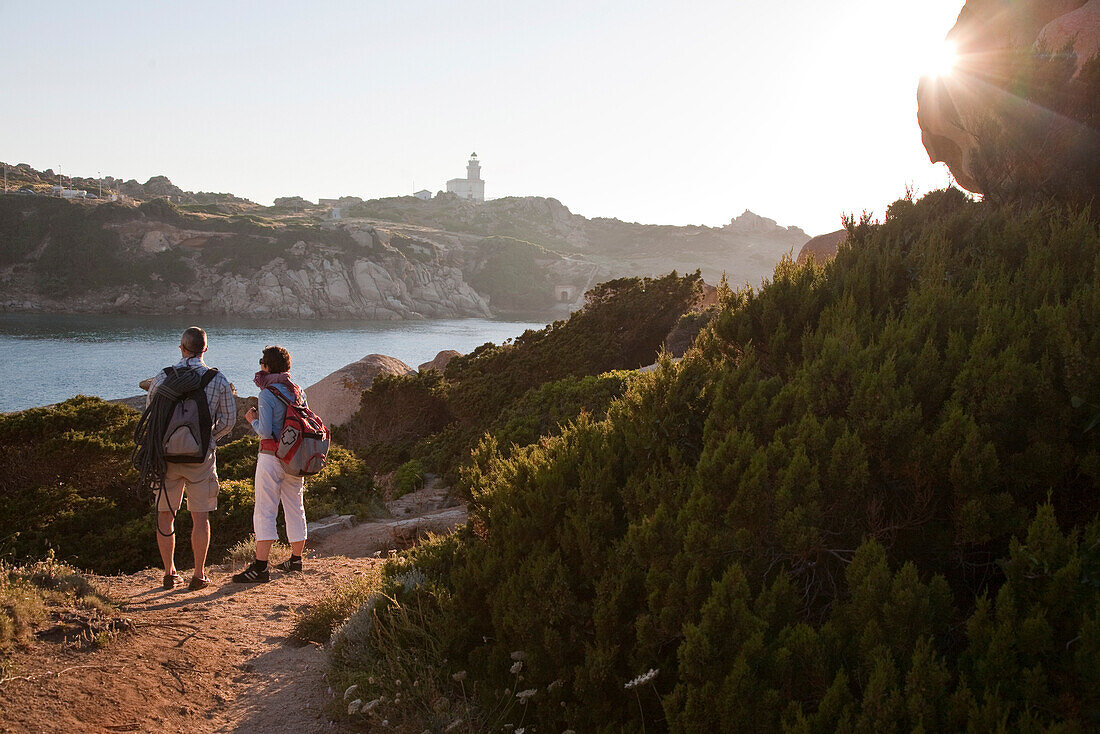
162, 571, 183, 590
188, 576, 211, 591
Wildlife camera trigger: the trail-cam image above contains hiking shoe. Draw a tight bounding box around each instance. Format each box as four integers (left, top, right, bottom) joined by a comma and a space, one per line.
188, 576, 211, 591
231, 563, 269, 584
276, 557, 303, 573
163, 571, 183, 590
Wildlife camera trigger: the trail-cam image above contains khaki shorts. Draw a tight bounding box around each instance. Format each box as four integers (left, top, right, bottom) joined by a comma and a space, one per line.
158, 451, 219, 513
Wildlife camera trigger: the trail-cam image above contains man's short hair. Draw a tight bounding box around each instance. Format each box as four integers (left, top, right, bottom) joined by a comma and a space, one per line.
180, 327, 207, 356
261, 345, 291, 373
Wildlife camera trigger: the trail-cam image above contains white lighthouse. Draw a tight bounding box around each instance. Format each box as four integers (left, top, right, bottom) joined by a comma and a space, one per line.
446, 152, 485, 203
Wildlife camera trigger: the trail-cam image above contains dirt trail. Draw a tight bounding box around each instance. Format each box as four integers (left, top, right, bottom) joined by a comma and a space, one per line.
0, 479, 466, 734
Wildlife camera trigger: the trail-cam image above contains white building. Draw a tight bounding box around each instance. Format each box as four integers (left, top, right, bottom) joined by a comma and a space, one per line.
50, 185, 88, 199
446, 153, 485, 202
413, 189, 432, 201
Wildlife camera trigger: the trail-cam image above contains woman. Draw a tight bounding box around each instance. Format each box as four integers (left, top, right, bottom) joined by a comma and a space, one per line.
232, 345, 308, 583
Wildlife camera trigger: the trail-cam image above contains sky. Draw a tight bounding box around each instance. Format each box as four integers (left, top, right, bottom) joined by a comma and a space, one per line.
0, 0, 966, 235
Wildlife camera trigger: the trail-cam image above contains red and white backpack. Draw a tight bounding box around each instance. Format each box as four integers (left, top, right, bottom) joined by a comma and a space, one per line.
266, 386, 331, 476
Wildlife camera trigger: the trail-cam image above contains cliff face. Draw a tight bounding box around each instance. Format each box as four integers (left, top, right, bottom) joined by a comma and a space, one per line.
0, 201, 492, 320
181, 247, 491, 320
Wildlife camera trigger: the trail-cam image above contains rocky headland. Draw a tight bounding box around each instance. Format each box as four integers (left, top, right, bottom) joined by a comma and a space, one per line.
1, 164, 817, 320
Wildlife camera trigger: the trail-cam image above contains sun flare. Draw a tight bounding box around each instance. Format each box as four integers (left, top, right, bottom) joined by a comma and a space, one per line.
926, 39, 959, 78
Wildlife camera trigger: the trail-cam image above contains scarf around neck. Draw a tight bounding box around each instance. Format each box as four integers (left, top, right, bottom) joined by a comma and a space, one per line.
254, 371, 303, 404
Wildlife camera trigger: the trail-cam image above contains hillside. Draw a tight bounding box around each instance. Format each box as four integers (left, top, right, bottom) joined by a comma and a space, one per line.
351, 193, 810, 285
320, 189, 1100, 732
2, 162, 812, 320
338, 270, 706, 475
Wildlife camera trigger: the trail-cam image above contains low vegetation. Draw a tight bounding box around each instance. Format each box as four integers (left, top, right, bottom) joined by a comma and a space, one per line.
1, 554, 112, 655
328, 190, 1100, 732
393, 460, 426, 497
339, 271, 703, 477
291, 567, 382, 644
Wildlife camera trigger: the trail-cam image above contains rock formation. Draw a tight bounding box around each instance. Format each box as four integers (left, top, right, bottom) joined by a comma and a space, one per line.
272, 196, 314, 209
418, 350, 462, 373
725, 210, 808, 238
797, 229, 847, 264
304, 354, 416, 427
916, 0, 1100, 193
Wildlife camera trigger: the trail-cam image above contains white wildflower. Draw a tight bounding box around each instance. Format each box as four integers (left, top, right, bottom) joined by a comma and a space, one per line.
452, 670, 468, 682
510, 650, 527, 661
395, 679, 401, 687
547, 678, 564, 692
343, 684, 358, 701
624, 667, 659, 690
363, 699, 380, 712
516, 688, 537, 703
510, 661, 524, 675
348, 699, 362, 715
395, 568, 426, 592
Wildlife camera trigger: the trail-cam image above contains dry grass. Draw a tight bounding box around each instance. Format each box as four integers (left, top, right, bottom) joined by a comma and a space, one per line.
290, 567, 381, 644
1, 554, 113, 652
220, 535, 292, 569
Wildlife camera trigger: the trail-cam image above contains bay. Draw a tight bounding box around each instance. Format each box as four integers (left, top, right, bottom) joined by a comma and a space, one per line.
0, 313, 549, 413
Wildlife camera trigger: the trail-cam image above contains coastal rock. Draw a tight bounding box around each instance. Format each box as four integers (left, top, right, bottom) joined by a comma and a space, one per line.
304, 354, 416, 427
797, 229, 847, 264
272, 196, 314, 209
916, 0, 1100, 193
418, 350, 462, 373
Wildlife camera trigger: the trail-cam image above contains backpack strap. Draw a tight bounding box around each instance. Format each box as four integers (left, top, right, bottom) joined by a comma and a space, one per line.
200, 367, 219, 389
194, 368, 218, 455
265, 384, 300, 407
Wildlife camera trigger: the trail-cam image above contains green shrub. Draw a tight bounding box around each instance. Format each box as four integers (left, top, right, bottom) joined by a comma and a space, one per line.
486, 371, 634, 456
333, 192, 1100, 731
393, 460, 426, 497
342, 271, 701, 477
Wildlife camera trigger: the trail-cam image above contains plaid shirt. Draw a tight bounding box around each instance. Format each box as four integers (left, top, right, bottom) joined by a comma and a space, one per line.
146, 356, 237, 446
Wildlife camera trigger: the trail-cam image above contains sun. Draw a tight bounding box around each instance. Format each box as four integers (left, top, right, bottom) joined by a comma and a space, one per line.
926, 39, 959, 78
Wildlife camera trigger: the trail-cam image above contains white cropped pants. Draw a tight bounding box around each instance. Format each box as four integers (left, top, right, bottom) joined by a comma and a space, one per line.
254, 453, 308, 543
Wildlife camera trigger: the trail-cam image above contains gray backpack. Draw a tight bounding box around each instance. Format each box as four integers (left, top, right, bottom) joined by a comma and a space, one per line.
159, 366, 219, 463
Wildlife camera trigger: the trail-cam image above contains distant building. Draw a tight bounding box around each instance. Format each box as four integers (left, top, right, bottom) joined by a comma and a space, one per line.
50, 185, 88, 199
446, 153, 485, 203
554, 284, 578, 303
413, 189, 432, 201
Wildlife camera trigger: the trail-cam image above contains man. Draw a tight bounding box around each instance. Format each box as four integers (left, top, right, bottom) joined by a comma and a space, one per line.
146, 326, 235, 591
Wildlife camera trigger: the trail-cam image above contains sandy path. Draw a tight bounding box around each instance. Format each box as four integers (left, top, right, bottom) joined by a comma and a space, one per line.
0, 481, 466, 734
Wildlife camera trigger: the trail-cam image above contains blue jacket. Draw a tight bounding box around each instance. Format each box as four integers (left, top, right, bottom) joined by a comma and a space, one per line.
251, 382, 307, 440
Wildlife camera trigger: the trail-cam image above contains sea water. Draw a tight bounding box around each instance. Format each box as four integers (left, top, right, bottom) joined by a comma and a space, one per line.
0, 313, 548, 413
